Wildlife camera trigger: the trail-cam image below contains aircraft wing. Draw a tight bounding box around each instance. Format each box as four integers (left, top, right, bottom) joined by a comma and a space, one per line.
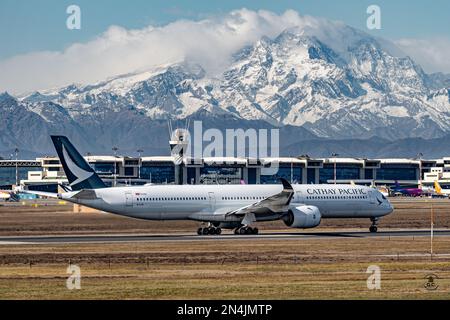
21, 189, 98, 200
22, 190, 61, 198
226, 178, 294, 217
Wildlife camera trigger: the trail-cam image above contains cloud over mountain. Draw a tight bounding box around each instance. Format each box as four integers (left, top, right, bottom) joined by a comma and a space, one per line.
0, 9, 323, 94
395, 37, 450, 74
6, 8, 444, 95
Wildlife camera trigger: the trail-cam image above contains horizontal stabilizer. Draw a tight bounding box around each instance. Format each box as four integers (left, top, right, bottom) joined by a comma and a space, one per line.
70, 189, 98, 200
22, 190, 60, 199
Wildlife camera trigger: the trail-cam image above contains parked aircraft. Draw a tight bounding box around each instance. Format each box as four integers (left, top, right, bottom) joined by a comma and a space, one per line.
390, 181, 425, 197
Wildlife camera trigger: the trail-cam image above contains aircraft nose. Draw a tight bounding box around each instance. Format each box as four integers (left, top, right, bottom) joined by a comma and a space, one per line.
387, 202, 394, 214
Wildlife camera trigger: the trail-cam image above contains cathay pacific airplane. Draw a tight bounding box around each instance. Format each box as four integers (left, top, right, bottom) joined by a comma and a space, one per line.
25, 136, 393, 235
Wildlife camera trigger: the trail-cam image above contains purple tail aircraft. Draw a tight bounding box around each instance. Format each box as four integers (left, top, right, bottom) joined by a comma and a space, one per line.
390, 181, 425, 197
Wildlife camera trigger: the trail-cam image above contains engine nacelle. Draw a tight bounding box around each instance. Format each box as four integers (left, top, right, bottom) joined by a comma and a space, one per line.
283, 205, 321, 229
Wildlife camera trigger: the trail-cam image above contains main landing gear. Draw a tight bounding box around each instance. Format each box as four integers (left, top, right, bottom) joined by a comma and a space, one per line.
197, 226, 222, 235
234, 226, 259, 235
196, 223, 259, 235
369, 217, 379, 233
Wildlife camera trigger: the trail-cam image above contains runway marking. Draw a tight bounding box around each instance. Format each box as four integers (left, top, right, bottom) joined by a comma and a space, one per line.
0, 241, 31, 245
0, 230, 449, 244
376, 253, 450, 258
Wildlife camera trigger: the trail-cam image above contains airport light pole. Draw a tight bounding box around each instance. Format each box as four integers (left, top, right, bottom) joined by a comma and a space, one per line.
332, 153, 339, 184
137, 149, 143, 180
14, 148, 19, 187
431, 203, 434, 256
112, 147, 118, 187
417, 152, 423, 188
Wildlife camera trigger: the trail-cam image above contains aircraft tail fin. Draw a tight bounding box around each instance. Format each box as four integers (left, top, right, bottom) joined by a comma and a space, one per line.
434, 180, 443, 195
51, 136, 107, 191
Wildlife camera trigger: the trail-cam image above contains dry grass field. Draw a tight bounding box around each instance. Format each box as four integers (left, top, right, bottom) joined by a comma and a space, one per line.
0, 198, 449, 299
0, 237, 449, 299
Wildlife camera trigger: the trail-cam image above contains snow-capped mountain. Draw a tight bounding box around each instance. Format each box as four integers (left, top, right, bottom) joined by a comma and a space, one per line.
2, 23, 450, 157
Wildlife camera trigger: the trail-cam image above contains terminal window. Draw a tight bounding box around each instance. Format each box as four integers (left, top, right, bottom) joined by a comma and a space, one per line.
261, 166, 302, 184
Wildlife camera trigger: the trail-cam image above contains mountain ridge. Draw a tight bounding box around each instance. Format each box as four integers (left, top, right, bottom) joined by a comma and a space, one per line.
1, 23, 450, 158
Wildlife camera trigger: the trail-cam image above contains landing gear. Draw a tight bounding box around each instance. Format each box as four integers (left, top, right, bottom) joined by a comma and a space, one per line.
234, 226, 259, 235
369, 217, 379, 233
197, 224, 259, 235
197, 226, 222, 236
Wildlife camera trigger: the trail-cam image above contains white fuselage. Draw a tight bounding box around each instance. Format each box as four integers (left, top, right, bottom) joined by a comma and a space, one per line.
61, 184, 393, 223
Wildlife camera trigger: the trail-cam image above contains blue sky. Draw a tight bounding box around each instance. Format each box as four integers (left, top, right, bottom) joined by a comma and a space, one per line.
0, 0, 449, 59
1, 0, 450, 94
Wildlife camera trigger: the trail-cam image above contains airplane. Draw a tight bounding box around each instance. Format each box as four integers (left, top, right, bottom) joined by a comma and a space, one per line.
431, 180, 450, 198
376, 186, 390, 198
389, 181, 425, 197
24, 136, 394, 234
0, 191, 11, 201
0, 190, 20, 202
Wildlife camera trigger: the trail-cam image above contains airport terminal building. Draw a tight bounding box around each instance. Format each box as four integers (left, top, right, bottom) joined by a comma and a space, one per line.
1, 155, 450, 193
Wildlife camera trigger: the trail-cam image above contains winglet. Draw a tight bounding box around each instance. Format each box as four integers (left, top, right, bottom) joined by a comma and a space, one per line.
280, 178, 293, 191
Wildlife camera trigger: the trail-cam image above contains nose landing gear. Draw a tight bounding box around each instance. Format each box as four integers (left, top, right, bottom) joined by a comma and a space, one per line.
369, 217, 379, 233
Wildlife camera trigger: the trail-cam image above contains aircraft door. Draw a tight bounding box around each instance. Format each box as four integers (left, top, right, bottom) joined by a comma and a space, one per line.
208, 192, 216, 212
125, 192, 133, 207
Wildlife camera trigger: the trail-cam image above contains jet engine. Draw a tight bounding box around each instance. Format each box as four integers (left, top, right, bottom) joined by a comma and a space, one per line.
283, 205, 321, 229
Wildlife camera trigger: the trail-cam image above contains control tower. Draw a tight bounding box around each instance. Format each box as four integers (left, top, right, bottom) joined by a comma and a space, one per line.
169, 128, 189, 185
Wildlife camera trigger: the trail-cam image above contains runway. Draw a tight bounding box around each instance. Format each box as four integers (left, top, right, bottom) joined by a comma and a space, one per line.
0, 229, 448, 244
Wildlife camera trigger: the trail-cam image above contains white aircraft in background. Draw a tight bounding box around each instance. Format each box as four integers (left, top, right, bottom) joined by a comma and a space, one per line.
25, 136, 393, 235
0, 191, 11, 201
376, 186, 390, 198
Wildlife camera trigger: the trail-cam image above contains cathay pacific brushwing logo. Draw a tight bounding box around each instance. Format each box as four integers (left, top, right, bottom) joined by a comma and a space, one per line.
376, 197, 382, 205
62, 145, 93, 186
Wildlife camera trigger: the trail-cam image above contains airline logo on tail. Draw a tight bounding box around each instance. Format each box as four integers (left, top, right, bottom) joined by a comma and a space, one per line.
51, 135, 106, 191
62, 145, 94, 186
